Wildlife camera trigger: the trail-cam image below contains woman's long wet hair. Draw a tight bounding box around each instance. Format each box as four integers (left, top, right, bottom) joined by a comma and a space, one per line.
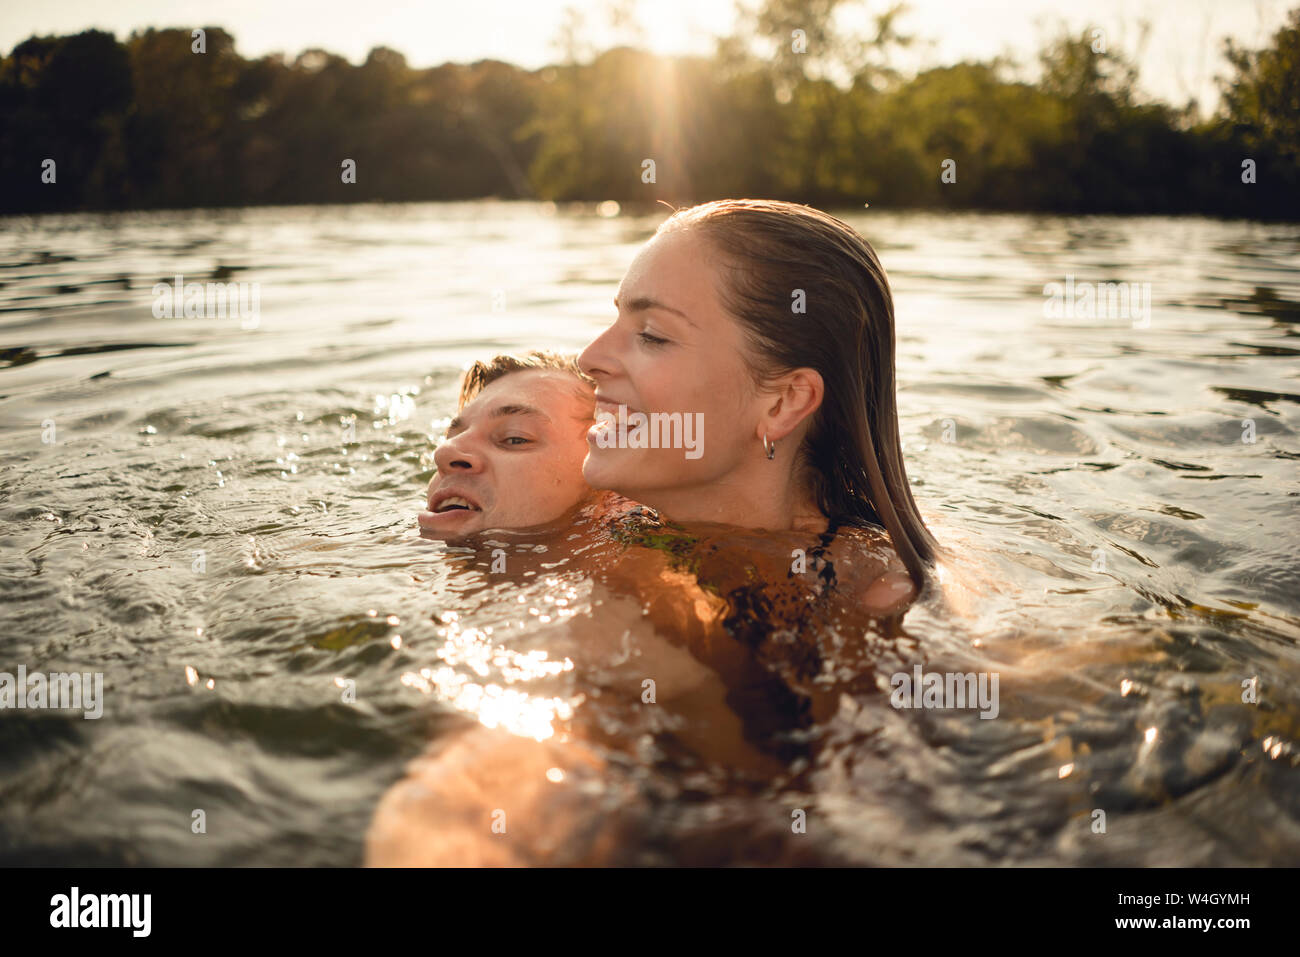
658, 199, 939, 588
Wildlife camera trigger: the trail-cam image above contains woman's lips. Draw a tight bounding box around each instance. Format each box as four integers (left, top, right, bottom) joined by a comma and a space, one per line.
594, 397, 632, 415
588, 399, 639, 446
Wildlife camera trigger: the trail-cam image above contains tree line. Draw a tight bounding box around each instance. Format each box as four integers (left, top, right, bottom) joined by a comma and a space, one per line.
1, 5, 1296, 217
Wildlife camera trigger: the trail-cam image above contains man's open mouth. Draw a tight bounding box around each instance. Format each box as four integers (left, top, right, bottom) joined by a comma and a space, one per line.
431, 495, 481, 514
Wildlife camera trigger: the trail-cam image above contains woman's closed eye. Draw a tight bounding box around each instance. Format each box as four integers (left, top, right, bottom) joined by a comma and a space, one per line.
637, 330, 669, 346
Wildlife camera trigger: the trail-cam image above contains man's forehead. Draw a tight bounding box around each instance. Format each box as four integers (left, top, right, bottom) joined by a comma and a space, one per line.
452, 370, 587, 429
475, 368, 578, 407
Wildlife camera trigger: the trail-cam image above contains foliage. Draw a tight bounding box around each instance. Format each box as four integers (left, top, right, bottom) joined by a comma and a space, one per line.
1, 6, 1296, 217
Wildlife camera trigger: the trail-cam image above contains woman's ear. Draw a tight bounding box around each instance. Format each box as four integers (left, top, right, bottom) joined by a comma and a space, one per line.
761, 367, 824, 441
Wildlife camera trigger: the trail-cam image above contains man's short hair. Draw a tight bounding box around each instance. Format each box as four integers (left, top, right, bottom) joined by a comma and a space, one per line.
458, 350, 595, 412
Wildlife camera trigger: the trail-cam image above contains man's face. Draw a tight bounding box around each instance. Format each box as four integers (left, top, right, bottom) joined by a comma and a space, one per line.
419, 369, 595, 540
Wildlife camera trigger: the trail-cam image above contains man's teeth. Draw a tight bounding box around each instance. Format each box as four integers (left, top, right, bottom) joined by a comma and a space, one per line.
434, 496, 478, 513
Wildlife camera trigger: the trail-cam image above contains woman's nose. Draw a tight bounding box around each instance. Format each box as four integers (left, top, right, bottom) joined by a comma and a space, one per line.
578, 323, 619, 380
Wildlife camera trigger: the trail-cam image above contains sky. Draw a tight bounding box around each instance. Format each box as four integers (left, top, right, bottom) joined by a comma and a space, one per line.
1, 0, 1292, 114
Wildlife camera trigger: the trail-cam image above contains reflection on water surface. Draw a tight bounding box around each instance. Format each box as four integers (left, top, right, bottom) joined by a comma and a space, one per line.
1, 203, 1297, 865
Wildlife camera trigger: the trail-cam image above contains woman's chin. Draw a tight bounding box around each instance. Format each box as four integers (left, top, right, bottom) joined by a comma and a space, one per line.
581, 449, 629, 493
583, 449, 686, 507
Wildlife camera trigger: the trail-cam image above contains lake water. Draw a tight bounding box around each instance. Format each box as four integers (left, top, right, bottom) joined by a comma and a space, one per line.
1, 201, 1298, 865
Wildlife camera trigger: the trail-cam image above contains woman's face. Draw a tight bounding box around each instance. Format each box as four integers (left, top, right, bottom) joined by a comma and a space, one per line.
578, 227, 765, 509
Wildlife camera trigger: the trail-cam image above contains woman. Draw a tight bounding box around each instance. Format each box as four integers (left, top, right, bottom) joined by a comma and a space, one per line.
368, 201, 940, 866
580, 198, 938, 598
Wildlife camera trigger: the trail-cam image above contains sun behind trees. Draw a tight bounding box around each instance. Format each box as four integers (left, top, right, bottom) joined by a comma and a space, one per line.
2, 5, 1297, 217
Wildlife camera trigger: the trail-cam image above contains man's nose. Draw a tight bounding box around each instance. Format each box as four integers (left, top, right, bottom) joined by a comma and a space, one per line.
432, 432, 482, 473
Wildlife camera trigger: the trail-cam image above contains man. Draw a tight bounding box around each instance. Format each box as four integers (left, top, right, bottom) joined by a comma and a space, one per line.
375, 350, 651, 865
419, 351, 598, 539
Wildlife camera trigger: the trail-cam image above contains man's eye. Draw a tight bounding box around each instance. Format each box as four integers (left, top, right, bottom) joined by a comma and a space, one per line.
502, 436, 533, 446
638, 331, 669, 346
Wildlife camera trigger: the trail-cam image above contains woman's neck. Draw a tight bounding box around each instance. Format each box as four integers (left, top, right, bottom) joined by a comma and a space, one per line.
642, 472, 825, 533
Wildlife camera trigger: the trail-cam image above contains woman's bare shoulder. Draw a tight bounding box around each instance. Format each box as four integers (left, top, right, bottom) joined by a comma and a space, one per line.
821, 524, 918, 617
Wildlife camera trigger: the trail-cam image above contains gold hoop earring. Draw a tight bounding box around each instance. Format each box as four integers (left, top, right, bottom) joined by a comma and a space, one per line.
763, 433, 776, 460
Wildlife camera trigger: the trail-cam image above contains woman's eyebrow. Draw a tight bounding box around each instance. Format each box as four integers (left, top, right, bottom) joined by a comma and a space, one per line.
446, 404, 548, 436
615, 295, 696, 326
